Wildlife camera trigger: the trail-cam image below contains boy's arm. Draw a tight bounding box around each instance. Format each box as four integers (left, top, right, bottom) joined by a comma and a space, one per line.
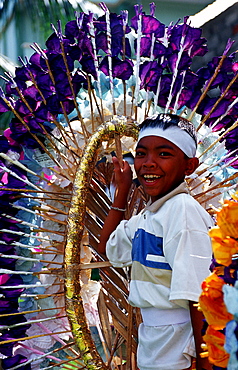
98, 157, 133, 254
189, 301, 213, 370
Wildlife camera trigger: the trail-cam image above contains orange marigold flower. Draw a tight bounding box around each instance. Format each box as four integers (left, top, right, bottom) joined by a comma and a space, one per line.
203, 325, 230, 368
209, 227, 238, 266
216, 199, 238, 239
199, 273, 233, 328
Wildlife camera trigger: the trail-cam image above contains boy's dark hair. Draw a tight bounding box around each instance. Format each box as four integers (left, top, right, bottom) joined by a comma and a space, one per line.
139, 113, 197, 146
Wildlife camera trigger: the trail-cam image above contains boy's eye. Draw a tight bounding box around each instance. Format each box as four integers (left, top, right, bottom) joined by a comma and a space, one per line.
160, 151, 172, 156
135, 150, 145, 157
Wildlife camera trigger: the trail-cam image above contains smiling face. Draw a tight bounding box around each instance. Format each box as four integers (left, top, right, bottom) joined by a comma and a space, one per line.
134, 135, 198, 202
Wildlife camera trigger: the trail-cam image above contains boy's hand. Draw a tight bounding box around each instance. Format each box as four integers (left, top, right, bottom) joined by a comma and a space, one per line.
112, 157, 133, 195
98, 157, 132, 255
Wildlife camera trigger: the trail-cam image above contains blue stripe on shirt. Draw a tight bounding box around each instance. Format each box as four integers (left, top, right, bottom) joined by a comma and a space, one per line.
132, 228, 172, 270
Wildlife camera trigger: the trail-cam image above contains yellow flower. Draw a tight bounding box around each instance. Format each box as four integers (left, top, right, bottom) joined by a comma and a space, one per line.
209, 227, 238, 266
203, 325, 229, 368
216, 199, 238, 239
199, 273, 233, 329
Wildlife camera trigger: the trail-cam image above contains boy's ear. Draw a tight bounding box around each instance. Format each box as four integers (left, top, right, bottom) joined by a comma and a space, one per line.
185, 157, 199, 176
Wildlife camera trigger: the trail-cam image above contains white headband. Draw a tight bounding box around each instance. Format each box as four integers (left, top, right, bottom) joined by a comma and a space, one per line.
137, 126, 197, 158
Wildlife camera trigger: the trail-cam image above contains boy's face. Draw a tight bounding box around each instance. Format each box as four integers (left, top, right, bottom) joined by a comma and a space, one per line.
134, 135, 198, 202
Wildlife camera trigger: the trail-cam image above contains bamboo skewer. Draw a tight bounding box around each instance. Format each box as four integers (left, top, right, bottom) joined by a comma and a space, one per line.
0, 306, 65, 318
0, 330, 72, 345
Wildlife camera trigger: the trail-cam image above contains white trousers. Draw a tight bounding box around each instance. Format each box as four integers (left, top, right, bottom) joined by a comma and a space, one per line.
137, 320, 195, 370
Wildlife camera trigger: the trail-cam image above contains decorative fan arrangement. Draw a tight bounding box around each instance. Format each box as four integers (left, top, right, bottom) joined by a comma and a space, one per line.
0, 2, 237, 369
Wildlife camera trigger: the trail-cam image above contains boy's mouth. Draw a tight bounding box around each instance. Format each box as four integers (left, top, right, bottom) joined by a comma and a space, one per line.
143, 174, 161, 183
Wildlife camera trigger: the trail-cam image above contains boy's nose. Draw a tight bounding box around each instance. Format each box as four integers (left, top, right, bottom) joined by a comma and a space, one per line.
142, 156, 156, 168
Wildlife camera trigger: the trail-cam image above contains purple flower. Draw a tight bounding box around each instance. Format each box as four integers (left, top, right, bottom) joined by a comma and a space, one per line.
0, 296, 19, 313
54, 71, 72, 98
169, 19, 207, 57
0, 136, 11, 153
29, 52, 47, 72
0, 97, 10, 113
23, 85, 43, 103
0, 244, 15, 254
46, 94, 75, 115
0, 222, 21, 242
202, 98, 231, 120
139, 61, 163, 92
14, 98, 36, 116
156, 74, 173, 107
224, 126, 238, 154
95, 13, 131, 58
0, 165, 27, 197
134, 37, 166, 58
99, 56, 133, 80
0, 255, 16, 269
80, 55, 97, 79
0, 334, 15, 357
72, 70, 88, 94
190, 37, 208, 57
174, 88, 193, 110
0, 275, 25, 299
197, 55, 236, 90
96, 11, 130, 34
65, 19, 85, 40
2, 355, 30, 370
131, 12, 165, 38
47, 53, 74, 73
65, 13, 91, 39
45, 32, 71, 54
35, 72, 55, 99
167, 51, 192, 73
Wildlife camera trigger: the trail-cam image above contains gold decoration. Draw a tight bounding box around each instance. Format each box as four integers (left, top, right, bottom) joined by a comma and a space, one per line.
64, 116, 139, 369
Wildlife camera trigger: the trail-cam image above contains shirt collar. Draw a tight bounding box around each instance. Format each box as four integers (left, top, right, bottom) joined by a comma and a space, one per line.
143, 182, 189, 213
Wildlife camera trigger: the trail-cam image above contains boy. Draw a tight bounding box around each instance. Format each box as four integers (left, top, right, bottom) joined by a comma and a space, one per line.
98, 113, 213, 370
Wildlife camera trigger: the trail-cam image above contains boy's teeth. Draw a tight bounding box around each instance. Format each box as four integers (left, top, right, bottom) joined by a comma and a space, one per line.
144, 175, 160, 179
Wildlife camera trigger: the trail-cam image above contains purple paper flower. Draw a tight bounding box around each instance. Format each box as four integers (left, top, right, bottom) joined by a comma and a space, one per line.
131, 8, 165, 38
80, 55, 97, 79
46, 94, 75, 115
0, 256, 16, 269
0, 97, 10, 112
0, 276, 25, 301
0, 164, 27, 192
47, 52, 74, 74
139, 61, 163, 92
134, 37, 167, 59
0, 245, 16, 255
99, 56, 133, 80
0, 136, 12, 153
95, 12, 131, 58
169, 18, 207, 57
2, 354, 30, 370
0, 334, 16, 357
201, 98, 231, 121
156, 74, 173, 107
45, 31, 71, 55
65, 13, 91, 39
0, 295, 19, 313
224, 126, 238, 154
167, 51, 192, 73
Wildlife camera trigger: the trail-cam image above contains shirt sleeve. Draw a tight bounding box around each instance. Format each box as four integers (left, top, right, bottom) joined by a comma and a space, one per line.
162, 195, 213, 305
106, 219, 134, 268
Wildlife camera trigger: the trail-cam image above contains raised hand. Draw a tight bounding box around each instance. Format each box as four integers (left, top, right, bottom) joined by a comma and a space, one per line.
98, 157, 133, 254
111, 156, 133, 198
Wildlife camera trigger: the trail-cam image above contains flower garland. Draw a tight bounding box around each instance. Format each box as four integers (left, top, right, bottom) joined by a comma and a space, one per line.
199, 195, 238, 369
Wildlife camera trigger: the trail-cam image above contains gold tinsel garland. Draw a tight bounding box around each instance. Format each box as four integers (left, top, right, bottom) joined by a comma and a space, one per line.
64, 117, 139, 369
